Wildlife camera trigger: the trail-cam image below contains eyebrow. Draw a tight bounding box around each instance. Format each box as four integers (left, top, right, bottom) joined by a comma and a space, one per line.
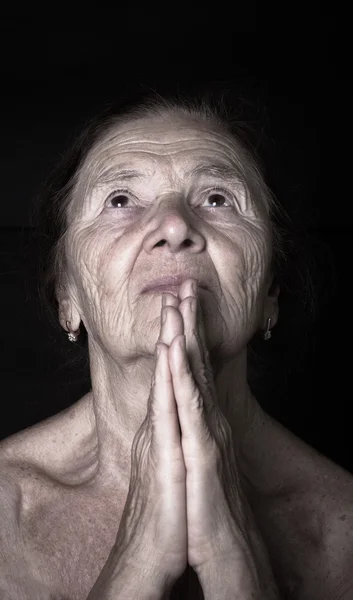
185, 163, 241, 181
94, 168, 146, 186
94, 163, 242, 187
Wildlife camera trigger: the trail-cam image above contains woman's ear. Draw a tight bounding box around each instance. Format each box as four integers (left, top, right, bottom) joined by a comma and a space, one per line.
262, 279, 280, 330
56, 282, 81, 333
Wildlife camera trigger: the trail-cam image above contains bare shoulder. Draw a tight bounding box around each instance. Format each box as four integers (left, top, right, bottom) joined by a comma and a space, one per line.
0, 392, 96, 484
0, 395, 94, 598
0, 462, 71, 600
311, 453, 353, 600
258, 413, 353, 599
0, 395, 121, 599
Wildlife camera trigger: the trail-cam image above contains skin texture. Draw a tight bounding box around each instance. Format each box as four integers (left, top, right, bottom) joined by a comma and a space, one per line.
58, 113, 279, 492
2, 112, 353, 600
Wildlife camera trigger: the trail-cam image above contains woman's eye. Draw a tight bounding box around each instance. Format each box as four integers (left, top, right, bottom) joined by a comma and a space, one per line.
106, 191, 131, 208
105, 188, 234, 209
203, 191, 232, 208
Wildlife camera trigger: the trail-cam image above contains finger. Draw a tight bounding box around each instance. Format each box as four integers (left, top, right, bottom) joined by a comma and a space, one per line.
178, 279, 208, 353
150, 293, 181, 450
169, 335, 212, 449
178, 291, 216, 414
178, 295, 203, 382
177, 277, 196, 302
151, 342, 181, 450
162, 291, 180, 309
158, 296, 184, 347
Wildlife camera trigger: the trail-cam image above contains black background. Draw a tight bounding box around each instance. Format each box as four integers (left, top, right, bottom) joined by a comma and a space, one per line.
0, 24, 352, 472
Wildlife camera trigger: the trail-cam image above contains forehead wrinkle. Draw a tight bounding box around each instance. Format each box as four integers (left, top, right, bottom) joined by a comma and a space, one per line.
104, 121, 234, 144
89, 151, 240, 190
94, 124, 239, 157
90, 159, 241, 186
94, 168, 147, 187
84, 124, 243, 183
109, 140, 235, 159
75, 123, 260, 208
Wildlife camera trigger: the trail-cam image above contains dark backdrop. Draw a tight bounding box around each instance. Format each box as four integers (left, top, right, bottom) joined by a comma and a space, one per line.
0, 27, 352, 473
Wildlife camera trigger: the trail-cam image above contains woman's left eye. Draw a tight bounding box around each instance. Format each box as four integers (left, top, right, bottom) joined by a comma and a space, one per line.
202, 189, 233, 208
106, 190, 132, 208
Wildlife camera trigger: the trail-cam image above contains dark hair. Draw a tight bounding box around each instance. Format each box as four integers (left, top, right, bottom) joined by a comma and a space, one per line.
27, 85, 320, 412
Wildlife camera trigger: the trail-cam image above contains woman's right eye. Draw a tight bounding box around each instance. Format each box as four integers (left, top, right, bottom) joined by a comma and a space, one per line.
106, 190, 132, 208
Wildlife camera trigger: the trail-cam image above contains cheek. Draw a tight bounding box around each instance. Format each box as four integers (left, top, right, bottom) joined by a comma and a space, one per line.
219, 223, 271, 324
241, 227, 271, 288
67, 224, 144, 344
68, 226, 123, 318
69, 227, 102, 291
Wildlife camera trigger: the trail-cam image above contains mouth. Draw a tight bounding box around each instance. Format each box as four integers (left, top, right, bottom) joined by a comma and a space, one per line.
143, 284, 183, 296
143, 284, 208, 297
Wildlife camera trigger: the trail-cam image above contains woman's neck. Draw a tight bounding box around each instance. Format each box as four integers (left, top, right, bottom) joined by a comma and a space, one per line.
86, 343, 257, 490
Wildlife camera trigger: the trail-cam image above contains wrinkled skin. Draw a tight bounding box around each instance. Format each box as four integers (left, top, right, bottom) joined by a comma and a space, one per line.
58, 113, 279, 488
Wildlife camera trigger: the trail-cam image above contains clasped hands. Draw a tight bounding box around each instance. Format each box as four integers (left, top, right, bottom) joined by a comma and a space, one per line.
157, 278, 278, 598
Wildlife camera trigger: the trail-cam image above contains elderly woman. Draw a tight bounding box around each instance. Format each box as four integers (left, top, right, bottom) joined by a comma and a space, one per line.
0, 92, 352, 600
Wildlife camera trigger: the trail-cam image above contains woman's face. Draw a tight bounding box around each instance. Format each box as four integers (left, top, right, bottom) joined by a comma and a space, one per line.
62, 114, 276, 363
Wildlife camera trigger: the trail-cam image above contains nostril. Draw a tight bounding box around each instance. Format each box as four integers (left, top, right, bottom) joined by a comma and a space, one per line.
154, 238, 192, 248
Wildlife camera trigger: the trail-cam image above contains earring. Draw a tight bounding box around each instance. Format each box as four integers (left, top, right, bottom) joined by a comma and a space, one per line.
66, 320, 80, 343
263, 317, 272, 341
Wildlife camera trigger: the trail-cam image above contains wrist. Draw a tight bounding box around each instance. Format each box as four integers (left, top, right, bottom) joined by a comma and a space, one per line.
113, 552, 172, 598
87, 543, 172, 600
197, 554, 279, 600
197, 559, 256, 600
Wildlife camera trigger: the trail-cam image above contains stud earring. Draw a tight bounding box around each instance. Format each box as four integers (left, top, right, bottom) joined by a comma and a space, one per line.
66, 320, 80, 342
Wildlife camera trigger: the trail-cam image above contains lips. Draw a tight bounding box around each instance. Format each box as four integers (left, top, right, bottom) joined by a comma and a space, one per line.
143, 284, 182, 295
142, 275, 204, 293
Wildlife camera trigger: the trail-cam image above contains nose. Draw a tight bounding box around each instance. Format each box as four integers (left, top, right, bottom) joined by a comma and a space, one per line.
142, 196, 206, 255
